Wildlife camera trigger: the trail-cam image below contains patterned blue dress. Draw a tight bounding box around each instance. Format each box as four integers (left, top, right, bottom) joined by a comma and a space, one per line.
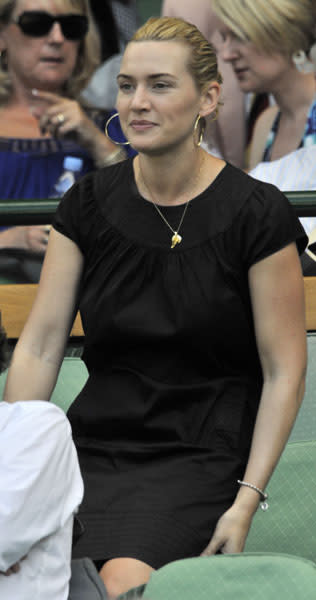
263, 95, 316, 161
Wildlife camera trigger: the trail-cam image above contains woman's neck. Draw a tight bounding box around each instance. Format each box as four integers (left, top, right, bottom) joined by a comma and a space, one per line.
272, 70, 316, 119
135, 147, 224, 207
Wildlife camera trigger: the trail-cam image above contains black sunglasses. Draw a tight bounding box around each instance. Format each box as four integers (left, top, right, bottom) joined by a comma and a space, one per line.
13, 11, 88, 41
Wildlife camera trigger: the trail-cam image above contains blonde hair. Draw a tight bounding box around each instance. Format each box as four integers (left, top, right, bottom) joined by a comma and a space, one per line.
212, 0, 316, 57
0, 0, 100, 104
130, 16, 222, 92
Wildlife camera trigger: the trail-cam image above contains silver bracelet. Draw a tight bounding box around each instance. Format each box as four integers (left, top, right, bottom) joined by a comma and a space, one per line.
237, 480, 269, 511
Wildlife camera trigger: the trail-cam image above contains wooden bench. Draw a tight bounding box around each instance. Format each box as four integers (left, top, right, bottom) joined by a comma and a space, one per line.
0, 277, 315, 340
304, 276, 316, 331
0, 284, 85, 410
0, 283, 83, 339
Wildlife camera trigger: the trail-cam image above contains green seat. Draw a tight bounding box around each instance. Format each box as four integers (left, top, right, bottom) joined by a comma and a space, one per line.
245, 440, 316, 561
0, 357, 88, 412
244, 334, 316, 562
50, 357, 88, 412
141, 553, 316, 600
289, 333, 316, 443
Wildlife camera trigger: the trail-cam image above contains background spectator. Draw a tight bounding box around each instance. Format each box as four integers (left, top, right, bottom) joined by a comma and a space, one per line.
0, 0, 129, 281
161, 0, 246, 168
82, 0, 140, 109
212, 0, 316, 172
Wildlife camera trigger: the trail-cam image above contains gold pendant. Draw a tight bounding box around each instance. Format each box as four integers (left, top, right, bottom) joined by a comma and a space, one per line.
171, 233, 182, 248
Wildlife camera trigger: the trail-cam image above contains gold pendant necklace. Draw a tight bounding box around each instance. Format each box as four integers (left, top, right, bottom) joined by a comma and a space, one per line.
138, 153, 204, 249
152, 202, 188, 248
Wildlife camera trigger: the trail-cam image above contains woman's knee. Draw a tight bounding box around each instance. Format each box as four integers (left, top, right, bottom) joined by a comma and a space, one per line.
99, 557, 154, 598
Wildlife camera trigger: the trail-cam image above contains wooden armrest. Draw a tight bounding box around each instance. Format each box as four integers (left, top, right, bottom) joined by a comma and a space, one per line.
304, 276, 316, 331
0, 284, 83, 339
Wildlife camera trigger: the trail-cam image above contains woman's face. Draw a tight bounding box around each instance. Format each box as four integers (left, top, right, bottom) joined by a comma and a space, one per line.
116, 40, 219, 155
219, 25, 291, 94
0, 0, 82, 94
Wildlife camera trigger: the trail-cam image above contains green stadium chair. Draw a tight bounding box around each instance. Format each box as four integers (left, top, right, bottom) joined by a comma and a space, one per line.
140, 553, 316, 600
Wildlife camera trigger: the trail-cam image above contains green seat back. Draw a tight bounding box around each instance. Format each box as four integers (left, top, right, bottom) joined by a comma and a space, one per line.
143, 553, 316, 600
0, 357, 88, 412
245, 440, 316, 561
289, 333, 316, 442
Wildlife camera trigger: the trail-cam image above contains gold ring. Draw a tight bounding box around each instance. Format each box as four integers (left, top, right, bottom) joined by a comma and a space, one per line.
57, 113, 65, 124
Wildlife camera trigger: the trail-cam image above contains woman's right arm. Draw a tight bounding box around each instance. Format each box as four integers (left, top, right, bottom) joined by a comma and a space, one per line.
3, 228, 84, 403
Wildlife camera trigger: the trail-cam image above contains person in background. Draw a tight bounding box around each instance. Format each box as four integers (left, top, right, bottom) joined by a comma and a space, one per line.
3, 16, 307, 598
161, 0, 246, 168
248, 30, 316, 236
90, 0, 139, 58
0, 0, 130, 279
82, 0, 140, 110
211, 0, 316, 173
212, 0, 316, 272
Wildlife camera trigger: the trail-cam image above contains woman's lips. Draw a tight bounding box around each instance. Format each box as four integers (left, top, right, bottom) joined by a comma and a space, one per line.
40, 57, 64, 63
130, 121, 156, 131
234, 67, 248, 78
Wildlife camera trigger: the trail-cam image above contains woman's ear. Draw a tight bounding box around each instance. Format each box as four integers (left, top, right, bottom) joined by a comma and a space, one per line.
199, 81, 221, 118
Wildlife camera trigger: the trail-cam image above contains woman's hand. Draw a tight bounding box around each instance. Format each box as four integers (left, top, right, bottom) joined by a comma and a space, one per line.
0, 226, 50, 254
30, 89, 121, 166
32, 90, 96, 143
200, 503, 255, 556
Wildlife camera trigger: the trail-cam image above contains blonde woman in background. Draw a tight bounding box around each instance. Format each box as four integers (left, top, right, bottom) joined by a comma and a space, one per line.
212, 0, 316, 171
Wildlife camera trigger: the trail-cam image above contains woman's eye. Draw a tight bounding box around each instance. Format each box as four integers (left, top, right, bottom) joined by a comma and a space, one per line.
153, 82, 170, 90
119, 83, 133, 92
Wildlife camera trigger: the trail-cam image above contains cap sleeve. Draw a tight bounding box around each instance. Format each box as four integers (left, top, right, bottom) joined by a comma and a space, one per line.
230, 181, 308, 270
52, 173, 96, 253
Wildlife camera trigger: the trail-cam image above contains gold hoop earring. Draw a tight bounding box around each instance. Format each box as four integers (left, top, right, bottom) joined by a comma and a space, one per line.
105, 112, 130, 146
194, 114, 205, 147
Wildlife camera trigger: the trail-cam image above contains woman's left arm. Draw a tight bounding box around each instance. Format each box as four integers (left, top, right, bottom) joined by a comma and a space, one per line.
202, 242, 307, 555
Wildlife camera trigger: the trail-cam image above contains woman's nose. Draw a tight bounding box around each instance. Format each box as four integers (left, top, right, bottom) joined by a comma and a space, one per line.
47, 22, 65, 43
130, 85, 151, 110
220, 38, 240, 62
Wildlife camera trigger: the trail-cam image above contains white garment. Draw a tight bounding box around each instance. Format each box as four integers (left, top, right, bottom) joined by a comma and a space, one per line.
249, 146, 316, 235
0, 401, 84, 600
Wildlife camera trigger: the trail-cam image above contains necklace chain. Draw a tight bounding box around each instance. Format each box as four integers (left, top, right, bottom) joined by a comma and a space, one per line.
138, 153, 204, 248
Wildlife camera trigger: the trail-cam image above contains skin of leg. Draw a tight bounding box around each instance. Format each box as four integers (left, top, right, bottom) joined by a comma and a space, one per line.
99, 557, 155, 598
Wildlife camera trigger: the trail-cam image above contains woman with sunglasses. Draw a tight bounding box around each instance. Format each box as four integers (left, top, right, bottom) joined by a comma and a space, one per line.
0, 0, 131, 282
3, 16, 307, 598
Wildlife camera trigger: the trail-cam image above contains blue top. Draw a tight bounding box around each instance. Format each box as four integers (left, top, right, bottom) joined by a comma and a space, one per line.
263, 95, 316, 162
0, 109, 135, 201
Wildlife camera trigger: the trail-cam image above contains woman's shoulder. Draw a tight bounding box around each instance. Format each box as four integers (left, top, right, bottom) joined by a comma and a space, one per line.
218, 164, 307, 266
214, 163, 293, 231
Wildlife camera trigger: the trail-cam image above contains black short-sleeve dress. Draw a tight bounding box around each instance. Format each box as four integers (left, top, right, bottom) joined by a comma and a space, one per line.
53, 159, 307, 568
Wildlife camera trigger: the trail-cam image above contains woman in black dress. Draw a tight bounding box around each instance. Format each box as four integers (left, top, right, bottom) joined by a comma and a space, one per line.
4, 17, 307, 598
